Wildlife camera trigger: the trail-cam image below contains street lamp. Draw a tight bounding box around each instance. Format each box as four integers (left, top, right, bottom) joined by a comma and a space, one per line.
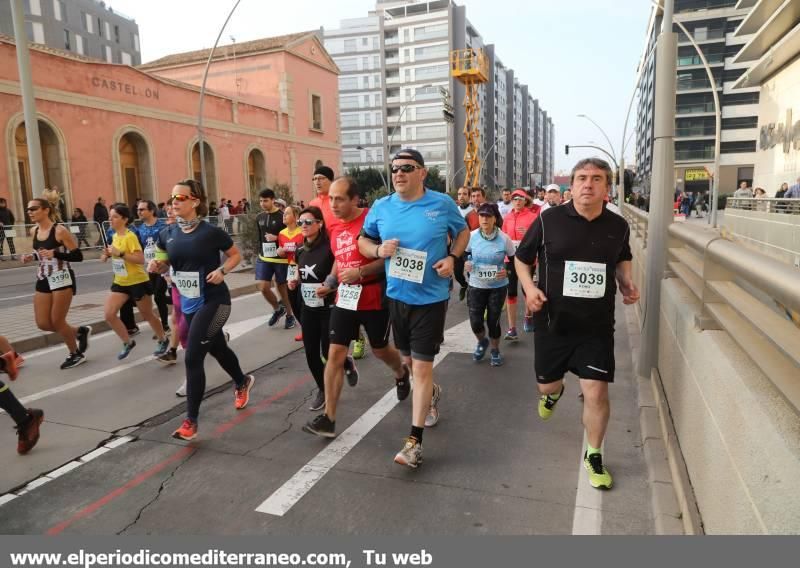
356, 145, 388, 189
577, 113, 623, 205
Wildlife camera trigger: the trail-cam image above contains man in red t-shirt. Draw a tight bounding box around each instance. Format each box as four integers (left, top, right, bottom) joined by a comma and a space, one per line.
309, 166, 338, 229
303, 177, 410, 439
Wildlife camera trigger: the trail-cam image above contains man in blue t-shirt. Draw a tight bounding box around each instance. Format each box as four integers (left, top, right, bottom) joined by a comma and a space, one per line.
359, 148, 468, 469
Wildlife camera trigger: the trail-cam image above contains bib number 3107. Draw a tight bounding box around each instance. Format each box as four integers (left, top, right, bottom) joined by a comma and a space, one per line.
388, 247, 427, 284
563, 261, 606, 299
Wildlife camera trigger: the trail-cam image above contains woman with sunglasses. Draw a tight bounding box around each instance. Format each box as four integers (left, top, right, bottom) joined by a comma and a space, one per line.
149, 179, 253, 441
20, 195, 91, 369
101, 203, 169, 360
288, 206, 336, 411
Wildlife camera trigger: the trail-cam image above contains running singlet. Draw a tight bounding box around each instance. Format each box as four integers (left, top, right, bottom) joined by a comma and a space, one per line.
111, 230, 149, 286
362, 189, 467, 305
465, 229, 516, 289
257, 210, 286, 263
136, 219, 165, 264
278, 226, 304, 281
33, 224, 71, 287
328, 209, 383, 311
156, 221, 234, 314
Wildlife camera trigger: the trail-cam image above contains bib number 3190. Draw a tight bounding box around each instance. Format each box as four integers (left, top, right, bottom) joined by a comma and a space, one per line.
388, 247, 427, 284
563, 261, 606, 299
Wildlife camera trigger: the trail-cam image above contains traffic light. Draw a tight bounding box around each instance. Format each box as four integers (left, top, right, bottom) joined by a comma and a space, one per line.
565, 145, 569, 155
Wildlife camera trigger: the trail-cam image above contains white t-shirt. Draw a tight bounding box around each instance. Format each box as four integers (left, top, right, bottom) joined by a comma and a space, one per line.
497, 200, 513, 218
457, 204, 473, 218
219, 205, 231, 220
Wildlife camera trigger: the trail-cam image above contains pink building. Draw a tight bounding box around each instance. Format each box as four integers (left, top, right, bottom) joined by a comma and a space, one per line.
0, 31, 340, 223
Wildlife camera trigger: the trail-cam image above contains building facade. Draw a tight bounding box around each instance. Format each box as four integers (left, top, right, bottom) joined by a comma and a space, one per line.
0, 0, 141, 65
0, 32, 340, 224
324, 0, 555, 190
634, 0, 758, 196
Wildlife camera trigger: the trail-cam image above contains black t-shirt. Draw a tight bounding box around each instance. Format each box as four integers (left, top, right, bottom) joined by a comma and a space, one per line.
157, 221, 234, 306
294, 233, 335, 311
257, 210, 285, 244
515, 201, 632, 334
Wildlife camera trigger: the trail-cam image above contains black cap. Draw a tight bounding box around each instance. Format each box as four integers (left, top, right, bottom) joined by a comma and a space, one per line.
392, 148, 425, 167
477, 203, 496, 216
313, 165, 334, 181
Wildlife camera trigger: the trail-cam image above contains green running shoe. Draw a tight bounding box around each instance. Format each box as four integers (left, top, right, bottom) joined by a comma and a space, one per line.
538, 384, 564, 421
584, 451, 613, 489
352, 336, 366, 360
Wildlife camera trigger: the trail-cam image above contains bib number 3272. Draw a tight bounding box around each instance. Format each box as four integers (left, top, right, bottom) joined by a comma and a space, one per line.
388, 247, 427, 284
174, 271, 201, 299
301, 283, 323, 308
563, 261, 606, 299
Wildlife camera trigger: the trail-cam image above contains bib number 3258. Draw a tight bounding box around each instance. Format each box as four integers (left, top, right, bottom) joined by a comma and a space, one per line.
388, 247, 427, 284
563, 261, 606, 299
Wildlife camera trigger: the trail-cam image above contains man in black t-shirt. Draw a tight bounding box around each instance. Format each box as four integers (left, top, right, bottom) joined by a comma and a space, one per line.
515, 158, 640, 491
255, 188, 295, 328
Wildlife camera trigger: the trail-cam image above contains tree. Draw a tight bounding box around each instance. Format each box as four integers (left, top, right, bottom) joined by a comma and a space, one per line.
345, 166, 388, 196
425, 166, 445, 192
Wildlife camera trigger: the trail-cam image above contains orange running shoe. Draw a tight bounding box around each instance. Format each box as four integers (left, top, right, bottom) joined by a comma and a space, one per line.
1, 351, 19, 381
14, 352, 25, 368
172, 419, 197, 441
17, 409, 44, 454
234, 375, 255, 410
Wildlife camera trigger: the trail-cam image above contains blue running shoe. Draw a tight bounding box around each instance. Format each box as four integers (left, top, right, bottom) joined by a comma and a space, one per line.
473, 337, 490, 361
490, 350, 504, 367
118, 340, 136, 360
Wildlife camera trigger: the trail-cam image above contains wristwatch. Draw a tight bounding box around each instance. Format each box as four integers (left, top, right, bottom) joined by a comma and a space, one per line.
219, 266, 227, 275
447, 253, 459, 262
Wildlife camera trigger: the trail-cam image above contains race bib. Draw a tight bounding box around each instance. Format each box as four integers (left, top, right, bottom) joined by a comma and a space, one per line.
143, 245, 157, 263
261, 242, 278, 258
475, 264, 499, 281
388, 247, 427, 284
301, 283, 323, 308
174, 271, 201, 299
47, 269, 73, 290
336, 284, 362, 311
284, 242, 297, 253
287, 264, 298, 281
111, 258, 128, 277
563, 261, 606, 299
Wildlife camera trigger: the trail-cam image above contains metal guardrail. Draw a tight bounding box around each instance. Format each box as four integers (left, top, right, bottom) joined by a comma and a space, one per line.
726, 197, 800, 214
0, 221, 105, 261
622, 207, 800, 413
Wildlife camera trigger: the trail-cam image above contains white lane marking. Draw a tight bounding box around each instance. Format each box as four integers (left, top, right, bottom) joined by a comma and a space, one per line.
571, 433, 603, 535
255, 319, 475, 517
0, 293, 35, 302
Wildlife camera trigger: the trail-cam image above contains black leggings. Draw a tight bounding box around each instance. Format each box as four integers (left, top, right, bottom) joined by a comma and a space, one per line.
0, 380, 28, 426
468, 285, 508, 340
289, 286, 302, 325
184, 300, 246, 422
301, 307, 330, 391
150, 273, 169, 329
120, 298, 136, 330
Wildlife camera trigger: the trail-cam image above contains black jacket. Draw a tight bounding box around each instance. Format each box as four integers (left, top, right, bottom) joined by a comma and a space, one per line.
0, 207, 14, 226
93, 203, 109, 223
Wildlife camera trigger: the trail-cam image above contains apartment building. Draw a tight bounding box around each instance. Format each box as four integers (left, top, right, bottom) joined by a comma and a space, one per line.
1, 0, 141, 65
634, 0, 758, 196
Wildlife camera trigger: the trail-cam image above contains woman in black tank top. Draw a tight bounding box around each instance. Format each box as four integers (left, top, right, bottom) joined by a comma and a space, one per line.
20, 197, 91, 370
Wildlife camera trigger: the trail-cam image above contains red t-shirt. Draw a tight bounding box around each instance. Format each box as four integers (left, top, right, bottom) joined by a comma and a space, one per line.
278, 227, 304, 264
328, 209, 383, 311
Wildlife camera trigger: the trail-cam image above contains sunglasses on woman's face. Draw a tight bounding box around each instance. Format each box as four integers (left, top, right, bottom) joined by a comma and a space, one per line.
26, 206, 41, 212
170, 194, 195, 202
391, 164, 421, 174
297, 219, 319, 227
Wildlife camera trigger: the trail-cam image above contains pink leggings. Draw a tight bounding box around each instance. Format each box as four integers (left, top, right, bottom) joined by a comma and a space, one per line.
171, 286, 189, 349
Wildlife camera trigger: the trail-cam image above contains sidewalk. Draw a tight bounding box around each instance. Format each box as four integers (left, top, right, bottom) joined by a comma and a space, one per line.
5, 268, 258, 353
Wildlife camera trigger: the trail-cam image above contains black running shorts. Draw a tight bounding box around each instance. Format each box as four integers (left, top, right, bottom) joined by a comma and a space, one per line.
111, 281, 153, 302
329, 306, 391, 349
34, 269, 77, 294
534, 330, 615, 383
387, 298, 448, 362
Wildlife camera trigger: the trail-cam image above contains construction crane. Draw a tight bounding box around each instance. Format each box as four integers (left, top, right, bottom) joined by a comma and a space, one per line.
450, 48, 489, 188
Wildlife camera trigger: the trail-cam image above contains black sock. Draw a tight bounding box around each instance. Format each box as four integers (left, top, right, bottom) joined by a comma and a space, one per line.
0, 386, 30, 426
169, 347, 177, 355
410, 426, 424, 443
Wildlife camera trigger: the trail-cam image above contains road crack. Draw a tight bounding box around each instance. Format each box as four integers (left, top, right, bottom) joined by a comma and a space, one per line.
243, 389, 313, 456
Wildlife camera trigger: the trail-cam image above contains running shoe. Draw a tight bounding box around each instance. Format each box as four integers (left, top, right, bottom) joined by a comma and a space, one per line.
523, 315, 535, 333
172, 419, 197, 441
344, 355, 359, 387
16, 408, 44, 455
584, 451, 613, 490
395, 365, 411, 401
284, 314, 297, 330
153, 338, 170, 357
1, 351, 18, 381
294, 332, 303, 342
352, 336, 366, 360
302, 414, 336, 438
117, 341, 136, 360
504, 327, 519, 341
158, 350, 178, 365
458, 286, 467, 302
394, 437, 423, 468
490, 350, 504, 367
76, 325, 92, 354
175, 381, 187, 397
14, 352, 25, 369
424, 383, 442, 427
234, 375, 255, 410
60, 352, 86, 370
538, 384, 565, 421
473, 337, 490, 361
268, 305, 286, 327
309, 389, 325, 411
224, 330, 231, 343
127, 327, 141, 337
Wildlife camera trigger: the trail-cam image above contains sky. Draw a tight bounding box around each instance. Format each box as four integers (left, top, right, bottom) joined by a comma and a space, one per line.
107, 0, 653, 173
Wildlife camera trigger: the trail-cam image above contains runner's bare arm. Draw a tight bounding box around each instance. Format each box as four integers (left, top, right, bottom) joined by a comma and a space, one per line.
515, 256, 547, 312
615, 260, 639, 304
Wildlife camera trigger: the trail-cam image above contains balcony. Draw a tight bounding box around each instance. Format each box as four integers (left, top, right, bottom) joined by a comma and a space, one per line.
675, 149, 715, 161
676, 102, 716, 115
384, 36, 399, 46
678, 28, 725, 44
386, 96, 400, 105
385, 57, 400, 67
386, 74, 401, 85
678, 54, 725, 67
677, 78, 720, 92
676, 127, 716, 138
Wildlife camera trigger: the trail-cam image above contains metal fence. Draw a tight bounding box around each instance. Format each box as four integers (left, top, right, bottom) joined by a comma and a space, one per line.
727, 197, 800, 214
0, 221, 105, 261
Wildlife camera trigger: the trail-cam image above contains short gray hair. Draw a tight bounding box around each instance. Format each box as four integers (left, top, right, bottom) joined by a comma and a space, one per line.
570, 158, 613, 187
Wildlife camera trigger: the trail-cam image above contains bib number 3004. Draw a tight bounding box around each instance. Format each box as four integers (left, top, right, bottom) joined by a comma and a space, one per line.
563, 261, 606, 299
388, 247, 427, 284
174, 271, 201, 299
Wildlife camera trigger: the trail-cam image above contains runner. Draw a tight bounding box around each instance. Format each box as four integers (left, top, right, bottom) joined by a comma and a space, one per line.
501, 189, 540, 339
303, 177, 410, 438
464, 203, 515, 367
287, 206, 336, 410
514, 158, 639, 490
359, 148, 469, 468
20, 195, 91, 369
497, 188, 513, 218
455, 186, 472, 218
309, 166, 338, 230
149, 179, 254, 441
135, 200, 169, 334
464, 186, 487, 231
101, 203, 168, 360
277, 205, 305, 342
255, 188, 296, 329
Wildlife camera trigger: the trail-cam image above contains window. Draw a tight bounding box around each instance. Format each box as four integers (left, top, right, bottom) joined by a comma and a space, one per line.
415, 63, 449, 81
63, 29, 70, 50
341, 96, 360, 109
339, 77, 358, 91
362, 38, 369, 46
53, 0, 64, 21
75, 34, 84, 55
105, 45, 112, 63
132, 32, 140, 52
342, 132, 361, 145
414, 23, 447, 42
310, 93, 323, 131
83, 12, 93, 33
416, 125, 446, 140
104, 21, 111, 40
97, 17, 102, 36
344, 39, 357, 51
341, 113, 361, 128
337, 58, 358, 72
721, 116, 757, 130
25, 21, 45, 43
722, 92, 759, 106
114, 24, 120, 44
416, 105, 442, 121
121, 51, 132, 65
24, 0, 41, 16
414, 44, 448, 61
721, 140, 756, 154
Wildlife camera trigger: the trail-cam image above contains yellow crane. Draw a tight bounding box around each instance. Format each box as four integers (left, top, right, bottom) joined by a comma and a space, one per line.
450, 48, 489, 188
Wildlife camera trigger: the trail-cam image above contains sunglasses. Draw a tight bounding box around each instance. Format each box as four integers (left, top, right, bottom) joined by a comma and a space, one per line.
297, 219, 319, 227
512, 196, 526, 201
26, 206, 41, 212
391, 164, 422, 174
170, 194, 196, 202
312, 176, 329, 182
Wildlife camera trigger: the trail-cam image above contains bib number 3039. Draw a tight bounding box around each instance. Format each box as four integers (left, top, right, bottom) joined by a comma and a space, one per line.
47, 269, 73, 290
388, 247, 427, 284
336, 284, 362, 311
174, 271, 201, 299
563, 261, 606, 299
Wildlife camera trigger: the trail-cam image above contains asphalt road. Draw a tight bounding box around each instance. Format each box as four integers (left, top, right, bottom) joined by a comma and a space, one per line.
0, 260, 115, 305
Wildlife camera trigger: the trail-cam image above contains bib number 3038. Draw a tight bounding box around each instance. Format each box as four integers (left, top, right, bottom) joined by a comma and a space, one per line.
563, 261, 606, 299
174, 271, 201, 299
388, 247, 427, 284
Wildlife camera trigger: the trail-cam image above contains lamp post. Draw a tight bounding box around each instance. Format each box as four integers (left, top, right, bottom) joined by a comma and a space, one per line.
577, 114, 624, 206
356, 145, 388, 190
385, 83, 434, 190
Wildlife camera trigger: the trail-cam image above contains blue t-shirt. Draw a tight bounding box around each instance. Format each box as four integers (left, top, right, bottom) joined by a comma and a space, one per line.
465, 228, 516, 289
362, 189, 467, 305
136, 219, 165, 252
